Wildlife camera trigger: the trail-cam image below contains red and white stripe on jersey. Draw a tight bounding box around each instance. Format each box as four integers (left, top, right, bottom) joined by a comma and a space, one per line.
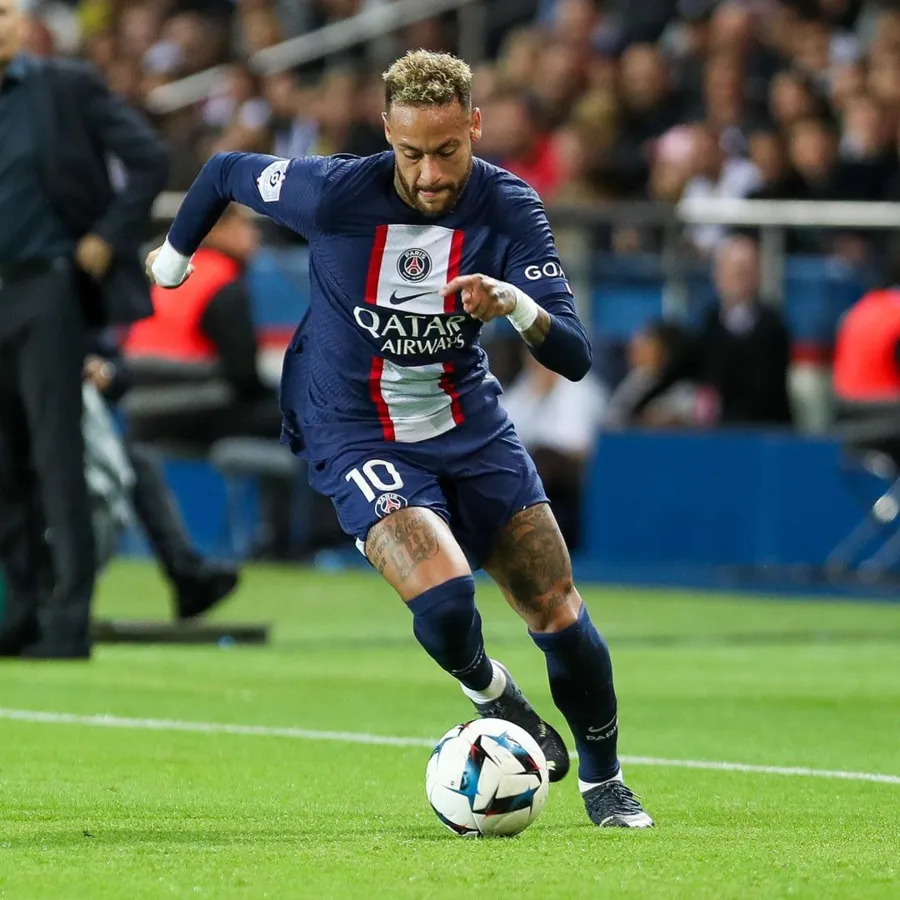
365, 223, 463, 314
378, 359, 465, 442
365, 224, 465, 443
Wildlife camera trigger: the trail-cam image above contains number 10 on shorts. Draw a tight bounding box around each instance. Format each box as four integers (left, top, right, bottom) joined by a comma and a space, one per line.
345, 459, 405, 502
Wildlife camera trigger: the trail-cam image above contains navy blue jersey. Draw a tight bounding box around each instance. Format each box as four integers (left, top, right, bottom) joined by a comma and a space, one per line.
167, 150, 584, 460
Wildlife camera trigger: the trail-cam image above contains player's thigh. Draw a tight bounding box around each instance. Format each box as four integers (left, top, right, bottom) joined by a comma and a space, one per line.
309, 449, 470, 601
446, 426, 548, 568
449, 429, 580, 631
366, 506, 470, 600
484, 503, 581, 632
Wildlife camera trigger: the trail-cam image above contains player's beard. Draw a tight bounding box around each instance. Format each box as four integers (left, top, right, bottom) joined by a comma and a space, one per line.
394, 158, 473, 218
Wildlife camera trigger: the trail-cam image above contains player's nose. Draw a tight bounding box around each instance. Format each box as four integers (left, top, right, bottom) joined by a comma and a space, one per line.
418, 156, 444, 188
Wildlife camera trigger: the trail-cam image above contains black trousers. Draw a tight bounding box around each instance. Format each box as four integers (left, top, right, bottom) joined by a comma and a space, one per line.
127, 397, 298, 558
126, 440, 205, 581
0, 265, 95, 648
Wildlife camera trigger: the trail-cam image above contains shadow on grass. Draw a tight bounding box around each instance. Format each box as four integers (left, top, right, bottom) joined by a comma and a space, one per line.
2, 820, 593, 849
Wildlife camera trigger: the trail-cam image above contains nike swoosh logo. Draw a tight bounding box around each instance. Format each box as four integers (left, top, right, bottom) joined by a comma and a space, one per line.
588, 715, 618, 735
587, 722, 618, 737
389, 290, 432, 305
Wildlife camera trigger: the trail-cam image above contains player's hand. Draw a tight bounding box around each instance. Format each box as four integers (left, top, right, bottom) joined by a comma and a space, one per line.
440, 274, 518, 323
144, 247, 162, 284
83, 355, 116, 394
144, 246, 193, 288
75, 234, 114, 279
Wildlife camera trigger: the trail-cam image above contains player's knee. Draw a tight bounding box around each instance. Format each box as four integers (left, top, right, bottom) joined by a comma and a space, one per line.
524, 581, 582, 634
408, 574, 480, 660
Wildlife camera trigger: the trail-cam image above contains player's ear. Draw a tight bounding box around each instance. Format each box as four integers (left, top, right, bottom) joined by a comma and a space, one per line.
382, 110, 392, 146
470, 107, 482, 145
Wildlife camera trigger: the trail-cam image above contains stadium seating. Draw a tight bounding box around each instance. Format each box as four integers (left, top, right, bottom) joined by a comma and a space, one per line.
245, 248, 871, 367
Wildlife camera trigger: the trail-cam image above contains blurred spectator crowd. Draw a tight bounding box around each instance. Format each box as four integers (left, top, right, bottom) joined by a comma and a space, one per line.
474, 0, 900, 264
20, 0, 900, 233
27, 0, 398, 190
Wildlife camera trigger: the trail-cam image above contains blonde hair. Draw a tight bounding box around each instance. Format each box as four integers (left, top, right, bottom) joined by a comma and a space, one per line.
383, 50, 472, 109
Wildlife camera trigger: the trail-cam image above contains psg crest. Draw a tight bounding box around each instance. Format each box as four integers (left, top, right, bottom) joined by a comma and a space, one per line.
397, 248, 432, 283
374, 492, 408, 517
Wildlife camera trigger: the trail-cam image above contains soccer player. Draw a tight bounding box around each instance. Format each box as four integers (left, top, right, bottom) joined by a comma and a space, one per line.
146, 51, 653, 828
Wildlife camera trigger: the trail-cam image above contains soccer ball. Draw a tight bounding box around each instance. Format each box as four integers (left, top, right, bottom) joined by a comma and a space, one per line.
425, 718, 549, 837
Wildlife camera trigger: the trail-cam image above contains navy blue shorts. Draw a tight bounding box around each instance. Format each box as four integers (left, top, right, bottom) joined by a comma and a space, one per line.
308, 423, 548, 569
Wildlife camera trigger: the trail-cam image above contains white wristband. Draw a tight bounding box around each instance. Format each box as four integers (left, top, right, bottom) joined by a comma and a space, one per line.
151, 238, 193, 288
505, 285, 539, 333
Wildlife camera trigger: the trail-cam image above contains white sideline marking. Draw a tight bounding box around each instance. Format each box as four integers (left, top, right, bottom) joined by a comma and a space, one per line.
0, 707, 431, 747
619, 755, 900, 785
0, 707, 898, 786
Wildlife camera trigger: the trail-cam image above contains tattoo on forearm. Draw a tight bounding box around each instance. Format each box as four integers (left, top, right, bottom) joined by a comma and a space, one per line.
521, 307, 551, 348
366, 508, 440, 581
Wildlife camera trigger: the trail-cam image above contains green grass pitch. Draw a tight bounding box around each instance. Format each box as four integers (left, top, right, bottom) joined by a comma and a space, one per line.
1, 561, 898, 899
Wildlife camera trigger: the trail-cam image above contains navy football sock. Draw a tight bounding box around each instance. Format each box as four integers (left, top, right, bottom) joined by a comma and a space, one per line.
529, 603, 620, 783
407, 575, 494, 691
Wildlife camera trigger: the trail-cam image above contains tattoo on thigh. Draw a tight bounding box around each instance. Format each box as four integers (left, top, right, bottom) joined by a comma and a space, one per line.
492, 504, 573, 616
366, 508, 440, 581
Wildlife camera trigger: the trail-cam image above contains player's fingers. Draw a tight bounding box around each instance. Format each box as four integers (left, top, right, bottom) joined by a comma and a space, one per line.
470, 281, 506, 313
462, 287, 487, 314
440, 274, 483, 297
463, 286, 490, 312
463, 298, 480, 318
473, 302, 499, 322
464, 293, 493, 321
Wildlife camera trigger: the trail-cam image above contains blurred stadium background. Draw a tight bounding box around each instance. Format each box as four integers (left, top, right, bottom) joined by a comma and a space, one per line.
17, 0, 900, 593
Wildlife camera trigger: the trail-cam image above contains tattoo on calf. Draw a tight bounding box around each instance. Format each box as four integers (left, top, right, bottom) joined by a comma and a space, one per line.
366, 508, 440, 582
493, 504, 572, 617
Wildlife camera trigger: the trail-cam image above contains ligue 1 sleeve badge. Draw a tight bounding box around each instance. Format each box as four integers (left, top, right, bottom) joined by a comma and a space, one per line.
397, 248, 432, 283
374, 492, 408, 517
256, 159, 289, 202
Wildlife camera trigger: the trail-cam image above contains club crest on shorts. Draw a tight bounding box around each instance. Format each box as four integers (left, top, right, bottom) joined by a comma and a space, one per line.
374, 492, 408, 517
397, 248, 432, 283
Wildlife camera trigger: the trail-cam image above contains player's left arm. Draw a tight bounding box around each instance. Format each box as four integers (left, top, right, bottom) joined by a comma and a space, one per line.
440, 192, 592, 381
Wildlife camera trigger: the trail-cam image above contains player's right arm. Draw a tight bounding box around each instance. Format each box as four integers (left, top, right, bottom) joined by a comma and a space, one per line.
441, 183, 592, 381
146, 152, 330, 288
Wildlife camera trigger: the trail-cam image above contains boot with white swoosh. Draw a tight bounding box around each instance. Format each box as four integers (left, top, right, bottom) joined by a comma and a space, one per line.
581, 770, 655, 828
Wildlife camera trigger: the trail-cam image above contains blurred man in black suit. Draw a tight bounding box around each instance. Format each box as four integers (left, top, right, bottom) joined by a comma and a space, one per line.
632, 236, 793, 428
0, 0, 168, 658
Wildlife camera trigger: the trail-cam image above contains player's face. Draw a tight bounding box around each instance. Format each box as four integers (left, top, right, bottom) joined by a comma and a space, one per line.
384, 101, 482, 217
